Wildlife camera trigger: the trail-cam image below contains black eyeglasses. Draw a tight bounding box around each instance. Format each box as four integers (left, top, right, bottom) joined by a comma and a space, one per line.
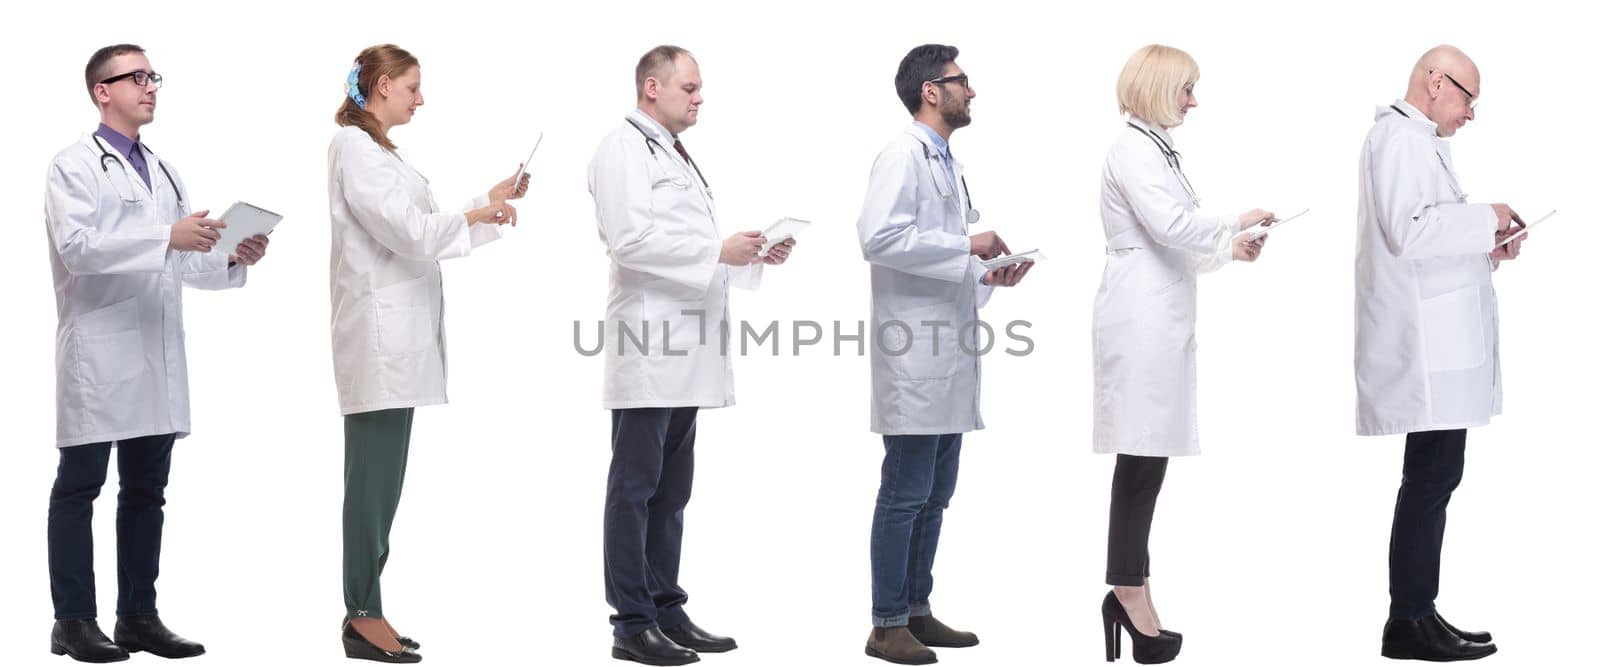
1438, 71, 1477, 109
927, 74, 970, 91
100, 70, 163, 89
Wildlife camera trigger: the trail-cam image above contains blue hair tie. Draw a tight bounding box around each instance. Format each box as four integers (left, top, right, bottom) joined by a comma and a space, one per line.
345, 63, 366, 110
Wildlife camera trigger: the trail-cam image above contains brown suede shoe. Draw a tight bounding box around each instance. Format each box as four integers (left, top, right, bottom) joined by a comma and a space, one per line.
865, 627, 938, 665
907, 615, 979, 648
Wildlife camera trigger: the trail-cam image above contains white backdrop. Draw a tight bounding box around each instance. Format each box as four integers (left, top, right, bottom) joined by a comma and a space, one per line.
1, 1, 1593, 666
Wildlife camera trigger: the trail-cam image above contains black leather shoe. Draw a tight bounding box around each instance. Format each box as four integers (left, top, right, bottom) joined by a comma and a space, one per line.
1381, 615, 1497, 661
51, 620, 129, 663
112, 615, 205, 659
662, 620, 737, 653
612, 627, 699, 665
1434, 612, 1491, 645
342, 621, 421, 663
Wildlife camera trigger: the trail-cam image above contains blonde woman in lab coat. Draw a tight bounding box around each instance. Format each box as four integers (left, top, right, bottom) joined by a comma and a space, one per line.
1092, 44, 1273, 664
327, 43, 523, 663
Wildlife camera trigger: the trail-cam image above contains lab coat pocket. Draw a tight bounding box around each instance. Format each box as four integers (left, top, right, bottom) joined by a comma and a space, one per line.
659, 299, 712, 355
375, 275, 434, 356
1420, 286, 1485, 372
651, 175, 692, 191
72, 298, 145, 386
1141, 249, 1188, 296
885, 302, 963, 381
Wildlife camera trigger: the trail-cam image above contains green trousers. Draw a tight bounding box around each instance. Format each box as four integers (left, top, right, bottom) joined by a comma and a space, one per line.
343, 407, 414, 620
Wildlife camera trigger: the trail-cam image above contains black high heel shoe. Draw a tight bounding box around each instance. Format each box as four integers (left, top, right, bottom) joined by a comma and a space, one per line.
1102, 591, 1181, 664
342, 621, 421, 663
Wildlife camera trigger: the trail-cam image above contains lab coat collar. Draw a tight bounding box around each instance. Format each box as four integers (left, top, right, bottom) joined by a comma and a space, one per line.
1381, 99, 1439, 136
1126, 115, 1177, 150
628, 108, 677, 147
903, 123, 962, 164
80, 132, 157, 202
910, 122, 951, 157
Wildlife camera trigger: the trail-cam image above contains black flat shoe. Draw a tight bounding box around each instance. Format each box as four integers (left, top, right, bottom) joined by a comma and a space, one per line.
51, 619, 129, 663
112, 615, 205, 659
1381, 615, 1496, 662
1102, 591, 1182, 664
1434, 612, 1491, 645
343, 621, 421, 663
612, 627, 698, 665
663, 620, 737, 653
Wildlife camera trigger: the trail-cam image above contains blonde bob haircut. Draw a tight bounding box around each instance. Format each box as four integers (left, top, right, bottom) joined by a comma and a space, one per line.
1116, 44, 1200, 128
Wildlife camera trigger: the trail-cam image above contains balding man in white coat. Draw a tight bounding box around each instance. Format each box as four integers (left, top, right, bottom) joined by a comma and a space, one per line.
1355, 45, 1527, 663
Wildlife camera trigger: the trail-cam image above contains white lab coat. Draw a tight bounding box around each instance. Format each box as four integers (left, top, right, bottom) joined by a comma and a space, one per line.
588, 110, 761, 409
1355, 100, 1500, 436
327, 126, 503, 416
1092, 117, 1237, 457
45, 133, 246, 448
857, 126, 994, 435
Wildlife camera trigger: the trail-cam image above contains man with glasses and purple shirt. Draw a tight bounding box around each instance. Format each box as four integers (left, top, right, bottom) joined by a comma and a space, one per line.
43, 43, 269, 663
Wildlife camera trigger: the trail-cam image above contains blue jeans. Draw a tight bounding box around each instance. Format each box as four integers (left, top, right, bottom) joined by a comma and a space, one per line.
870, 433, 962, 628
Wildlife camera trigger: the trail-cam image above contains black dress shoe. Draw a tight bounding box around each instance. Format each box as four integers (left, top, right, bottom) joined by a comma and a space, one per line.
342, 621, 421, 663
1381, 615, 1497, 661
612, 627, 699, 666
663, 620, 737, 653
51, 620, 129, 663
112, 615, 205, 659
1434, 612, 1492, 644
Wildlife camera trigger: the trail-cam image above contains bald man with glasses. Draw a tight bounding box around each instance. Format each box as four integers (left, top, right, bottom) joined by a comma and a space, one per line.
1354, 44, 1527, 663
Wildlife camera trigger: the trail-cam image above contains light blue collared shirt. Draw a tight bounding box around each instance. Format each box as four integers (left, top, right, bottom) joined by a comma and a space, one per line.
911, 121, 957, 194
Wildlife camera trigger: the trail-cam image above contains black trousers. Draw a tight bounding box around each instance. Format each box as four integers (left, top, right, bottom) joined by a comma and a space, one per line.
1106, 454, 1169, 586
47, 434, 176, 620
1389, 429, 1467, 620
604, 407, 698, 637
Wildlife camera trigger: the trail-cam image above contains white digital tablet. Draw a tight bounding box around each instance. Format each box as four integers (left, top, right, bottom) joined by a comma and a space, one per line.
216, 201, 282, 256
759, 217, 811, 256
510, 132, 544, 189
1495, 209, 1555, 248
1247, 208, 1309, 240
982, 249, 1047, 270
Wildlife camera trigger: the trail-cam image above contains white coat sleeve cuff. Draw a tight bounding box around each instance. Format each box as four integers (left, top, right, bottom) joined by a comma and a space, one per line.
729, 262, 763, 291
973, 256, 996, 308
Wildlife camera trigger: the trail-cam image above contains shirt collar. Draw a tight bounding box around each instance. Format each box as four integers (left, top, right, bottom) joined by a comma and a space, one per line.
95, 123, 142, 160
628, 108, 677, 146
1126, 115, 1176, 150
911, 121, 951, 158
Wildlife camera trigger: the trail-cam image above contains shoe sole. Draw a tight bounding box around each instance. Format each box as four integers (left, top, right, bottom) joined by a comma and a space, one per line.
864, 646, 938, 665
611, 647, 700, 666
1380, 644, 1498, 662
675, 644, 737, 654
50, 642, 130, 663
115, 642, 206, 659
916, 639, 979, 648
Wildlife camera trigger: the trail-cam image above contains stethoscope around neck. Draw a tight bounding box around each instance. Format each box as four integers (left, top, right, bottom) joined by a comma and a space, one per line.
919, 141, 980, 224
93, 134, 182, 206
1126, 121, 1200, 206
626, 119, 711, 196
